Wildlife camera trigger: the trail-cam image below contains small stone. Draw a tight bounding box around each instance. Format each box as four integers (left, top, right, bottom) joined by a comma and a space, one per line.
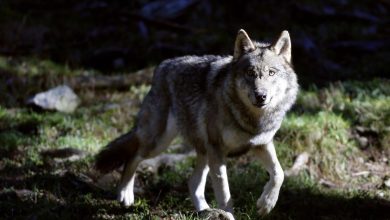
376, 191, 384, 198
14, 189, 37, 201
384, 178, 390, 189
197, 208, 232, 220
27, 85, 80, 113
357, 137, 368, 148
356, 157, 365, 164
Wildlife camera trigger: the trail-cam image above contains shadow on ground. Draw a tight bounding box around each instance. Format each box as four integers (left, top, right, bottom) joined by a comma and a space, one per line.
1, 160, 390, 219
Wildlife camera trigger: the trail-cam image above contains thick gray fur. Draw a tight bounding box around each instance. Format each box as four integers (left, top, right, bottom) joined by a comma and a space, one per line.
95, 29, 299, 219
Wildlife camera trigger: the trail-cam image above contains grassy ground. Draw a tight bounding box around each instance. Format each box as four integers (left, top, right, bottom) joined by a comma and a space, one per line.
0, 57, 390, 219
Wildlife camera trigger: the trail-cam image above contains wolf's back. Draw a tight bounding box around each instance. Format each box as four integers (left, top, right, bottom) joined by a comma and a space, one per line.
153, 55, 225, 80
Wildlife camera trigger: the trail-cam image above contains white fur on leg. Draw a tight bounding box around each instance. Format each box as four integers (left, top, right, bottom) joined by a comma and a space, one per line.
118, 174, 135, 206
117, 156, 142, 206
208, 152, 234, 218
256, 168, 284, 215
253, 141, 284, 216
188, 154, 210, 211
118, 112, 177, 207
210, 164, 232, 211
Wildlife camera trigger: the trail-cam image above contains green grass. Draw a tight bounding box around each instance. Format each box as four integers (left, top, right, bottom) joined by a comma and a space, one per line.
277, 111, 356, 182
0, 58, 389, 219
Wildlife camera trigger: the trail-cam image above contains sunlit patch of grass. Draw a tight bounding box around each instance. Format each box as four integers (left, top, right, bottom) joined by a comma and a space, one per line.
0, 93, 138, 164
278, 111, 356, 182
53, 135, 102, 152
296, 79, 390, 151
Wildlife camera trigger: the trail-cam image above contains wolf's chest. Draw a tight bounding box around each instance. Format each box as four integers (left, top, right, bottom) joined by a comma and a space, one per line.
221, 125, 276, 152
221, 127, 251, 152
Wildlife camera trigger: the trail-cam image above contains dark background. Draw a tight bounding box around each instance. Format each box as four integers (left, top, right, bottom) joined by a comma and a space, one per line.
0, 1, 390, 219
0, 0, 389, 86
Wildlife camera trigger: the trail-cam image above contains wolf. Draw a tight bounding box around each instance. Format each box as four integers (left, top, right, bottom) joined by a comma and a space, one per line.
95, 29, 298, 219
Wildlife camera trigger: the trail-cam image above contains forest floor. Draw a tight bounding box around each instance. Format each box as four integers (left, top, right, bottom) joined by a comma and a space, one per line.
0, 0, 389, 219
0, 57, 389, 219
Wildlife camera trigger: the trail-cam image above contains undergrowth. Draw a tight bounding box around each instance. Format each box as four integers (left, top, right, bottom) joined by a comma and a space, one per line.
0, 57, 389, 219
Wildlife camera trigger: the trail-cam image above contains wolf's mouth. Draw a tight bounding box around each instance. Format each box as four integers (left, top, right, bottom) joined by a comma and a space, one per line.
254, 102, 267, 108
253, 97, 272, 108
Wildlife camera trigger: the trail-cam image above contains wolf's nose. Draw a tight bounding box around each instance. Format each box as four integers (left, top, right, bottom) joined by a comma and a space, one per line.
255, 91, 267, 103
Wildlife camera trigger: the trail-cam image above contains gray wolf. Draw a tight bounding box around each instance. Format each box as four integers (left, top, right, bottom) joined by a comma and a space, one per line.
95, 29, 299, 219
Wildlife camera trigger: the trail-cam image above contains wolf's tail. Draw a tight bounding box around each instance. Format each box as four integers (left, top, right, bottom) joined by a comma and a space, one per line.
95, 130, 139, 173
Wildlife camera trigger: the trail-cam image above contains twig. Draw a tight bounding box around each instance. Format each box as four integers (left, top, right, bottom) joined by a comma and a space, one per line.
285, 152, 310, 177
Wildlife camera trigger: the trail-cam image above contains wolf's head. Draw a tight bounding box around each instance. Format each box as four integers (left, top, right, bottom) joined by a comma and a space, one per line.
231, 29, 297, 111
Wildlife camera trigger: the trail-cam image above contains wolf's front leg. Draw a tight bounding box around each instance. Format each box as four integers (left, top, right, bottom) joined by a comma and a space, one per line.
254, 141, 284, 216
188, 152, 210, 211
208, 148, 234, 219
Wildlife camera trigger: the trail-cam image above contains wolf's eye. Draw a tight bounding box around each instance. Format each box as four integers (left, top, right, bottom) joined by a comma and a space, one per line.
269, 70, 276, 76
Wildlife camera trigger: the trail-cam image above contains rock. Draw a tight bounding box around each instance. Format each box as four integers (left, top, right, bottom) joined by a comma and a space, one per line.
197, 208, 232, 220
14, 189, 37, 200
357, 157, 365, 164
27, 85, 80, 113
357, 136, 369, 148
376, 191, 385, 198
384, 177, 390, 189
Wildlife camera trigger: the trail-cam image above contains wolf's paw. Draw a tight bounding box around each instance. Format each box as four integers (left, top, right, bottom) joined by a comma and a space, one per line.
256, 191, 278, 216
118, 188, 134, 207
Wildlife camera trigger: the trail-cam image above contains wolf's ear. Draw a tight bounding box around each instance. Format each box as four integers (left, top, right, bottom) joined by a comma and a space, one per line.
271, 30, 291, 63
233, 29, 255, 62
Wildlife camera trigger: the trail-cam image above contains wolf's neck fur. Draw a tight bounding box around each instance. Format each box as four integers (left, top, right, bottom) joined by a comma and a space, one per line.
208, 54, 297, 135
208, 58, 281, 134
223, 76, 284, 135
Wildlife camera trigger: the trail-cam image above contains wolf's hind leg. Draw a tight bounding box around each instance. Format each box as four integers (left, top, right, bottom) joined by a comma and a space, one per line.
117, 109, 178, 206
118, 156, 142, 206
188, 152, 210, 211
253, 141, 284, 216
